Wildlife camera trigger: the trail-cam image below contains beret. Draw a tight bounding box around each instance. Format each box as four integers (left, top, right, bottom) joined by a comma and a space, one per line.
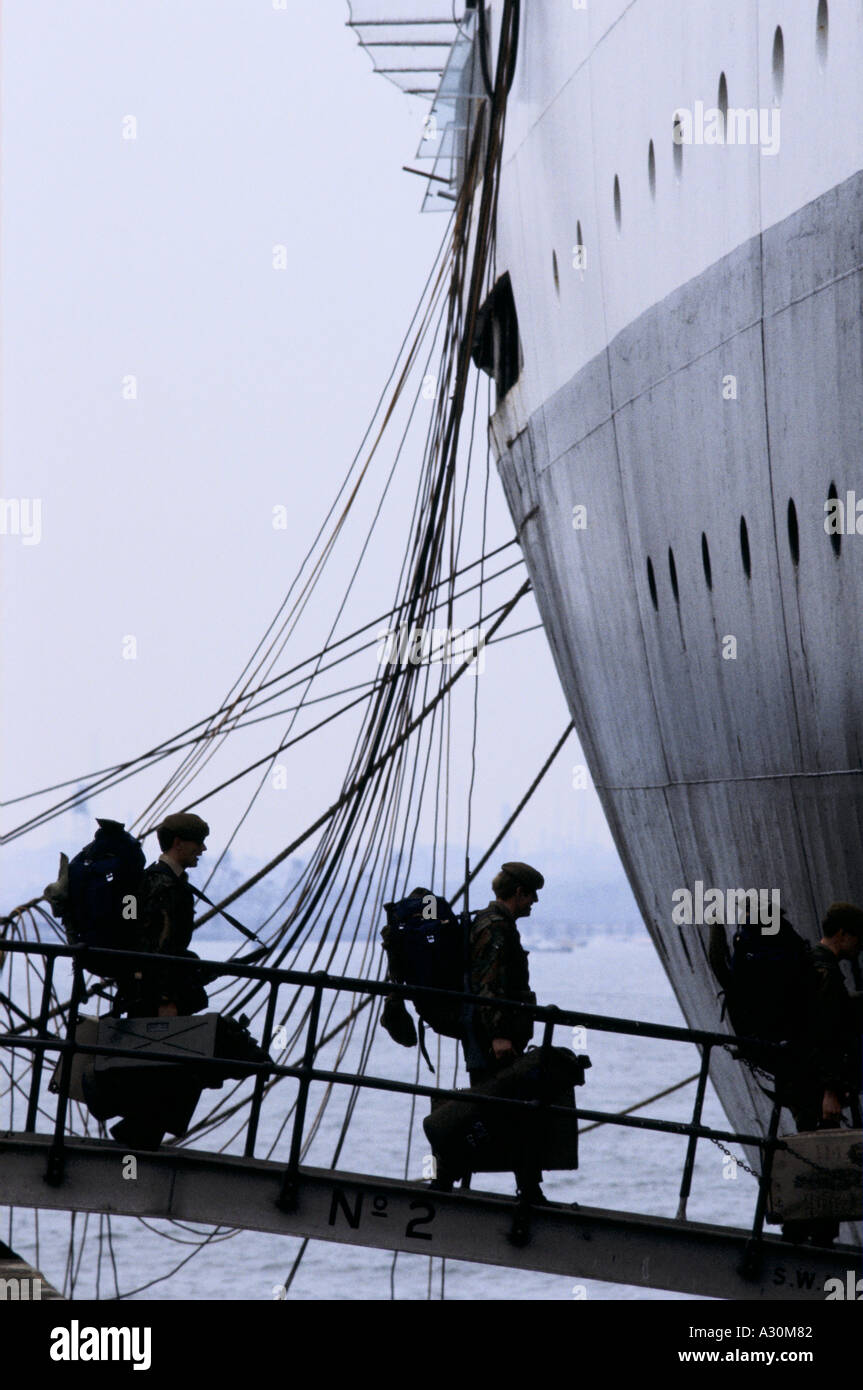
823, 901, 863, 937
502, 861, 544, 891
158, 812, 210, 843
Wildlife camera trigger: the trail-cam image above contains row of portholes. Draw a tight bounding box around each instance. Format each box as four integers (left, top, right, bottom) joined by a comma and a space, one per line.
553, 1, 831, 272
624, 5, 827, 229
644, 486, 839, 612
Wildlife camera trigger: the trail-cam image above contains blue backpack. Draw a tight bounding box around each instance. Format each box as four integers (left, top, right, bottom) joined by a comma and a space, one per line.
381, 887, 470, 1040
63, 819, 146, 966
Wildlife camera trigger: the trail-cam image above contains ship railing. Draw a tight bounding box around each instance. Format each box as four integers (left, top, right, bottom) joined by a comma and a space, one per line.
0, 938, 788, 1268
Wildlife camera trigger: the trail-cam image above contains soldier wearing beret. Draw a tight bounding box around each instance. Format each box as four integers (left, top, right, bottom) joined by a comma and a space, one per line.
781, 902, 863, 1246
104, 811, 271, 1148
461, 861, 545, 1201
789, 903, 863, 1129
128, 812, 212, 1018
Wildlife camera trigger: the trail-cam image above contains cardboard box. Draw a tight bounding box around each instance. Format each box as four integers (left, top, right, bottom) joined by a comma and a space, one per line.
94, 1013, 218, 1072
768, 1129, 863, 1223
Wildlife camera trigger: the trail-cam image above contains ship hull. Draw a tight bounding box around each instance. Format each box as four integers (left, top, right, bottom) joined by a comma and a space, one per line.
486, 0, 863, 1176
493, 168, 863, 1158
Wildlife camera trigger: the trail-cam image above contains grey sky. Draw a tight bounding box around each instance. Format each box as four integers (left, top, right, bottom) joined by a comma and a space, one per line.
1, 1, 616, 890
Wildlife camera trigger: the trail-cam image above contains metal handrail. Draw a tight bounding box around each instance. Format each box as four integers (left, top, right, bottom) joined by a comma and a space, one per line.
0, 938, 791, 1052
0, 938, 786, 1262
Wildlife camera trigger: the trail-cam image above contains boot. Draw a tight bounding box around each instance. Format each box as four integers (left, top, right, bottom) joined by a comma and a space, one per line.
515, 1180, 549, 1206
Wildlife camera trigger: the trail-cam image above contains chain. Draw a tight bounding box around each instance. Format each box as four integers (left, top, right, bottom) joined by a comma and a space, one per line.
708, 1135, 761, 1180
710, 1129, 850, 1180
719, 1041, 778, 1087
714, 1034, 858, 1180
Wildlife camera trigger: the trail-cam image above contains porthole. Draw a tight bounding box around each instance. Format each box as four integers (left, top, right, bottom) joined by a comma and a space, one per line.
647, 556, 658, 610
827, 481, 841, 556
701, 533, 713, 589
613, 175, 622, 231
668, 547, 679, 603
647, 139, 656, 198
816, 0, 829, 68
772, 26, 784, 100
717, 72, 728, 133
552, 249, 560, 296
787, 497, 800, 565
740, 515, 751, 579
672, 112, 684, 180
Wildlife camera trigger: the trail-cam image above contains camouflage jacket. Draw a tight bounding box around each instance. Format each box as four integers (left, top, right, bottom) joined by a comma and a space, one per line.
131, 860, 206, 1012
467, 901, 535, 1055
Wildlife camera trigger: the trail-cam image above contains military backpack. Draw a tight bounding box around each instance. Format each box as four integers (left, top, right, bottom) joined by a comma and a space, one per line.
710, 914, 813, 1072
380, 887, 472, 1054
45, 818, 145, 977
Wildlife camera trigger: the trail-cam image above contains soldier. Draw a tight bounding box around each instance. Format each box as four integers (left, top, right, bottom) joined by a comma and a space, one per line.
782, 901, 863, 1245
127, 811, 212, 1019
93, 812, 212, 1147
791, 903, 863, 1126
462, 860, 545, 1203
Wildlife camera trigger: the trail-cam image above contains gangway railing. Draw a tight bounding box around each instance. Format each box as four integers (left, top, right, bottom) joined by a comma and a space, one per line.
0, 938, 815, 1275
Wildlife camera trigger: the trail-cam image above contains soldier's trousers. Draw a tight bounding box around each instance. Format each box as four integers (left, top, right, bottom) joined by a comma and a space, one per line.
468, 1057, 543, 1193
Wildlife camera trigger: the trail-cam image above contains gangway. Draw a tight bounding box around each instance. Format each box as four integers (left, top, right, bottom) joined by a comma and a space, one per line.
0, 1135, 857, 1301
1, 940, 860, 1301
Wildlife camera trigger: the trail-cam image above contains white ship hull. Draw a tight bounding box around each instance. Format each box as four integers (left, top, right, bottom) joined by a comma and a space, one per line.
485, 0, 863, 1159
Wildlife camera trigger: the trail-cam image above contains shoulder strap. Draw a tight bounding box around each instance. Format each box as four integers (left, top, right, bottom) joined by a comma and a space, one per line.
187, 883, 262, 944
417, 1019, 435, 1074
